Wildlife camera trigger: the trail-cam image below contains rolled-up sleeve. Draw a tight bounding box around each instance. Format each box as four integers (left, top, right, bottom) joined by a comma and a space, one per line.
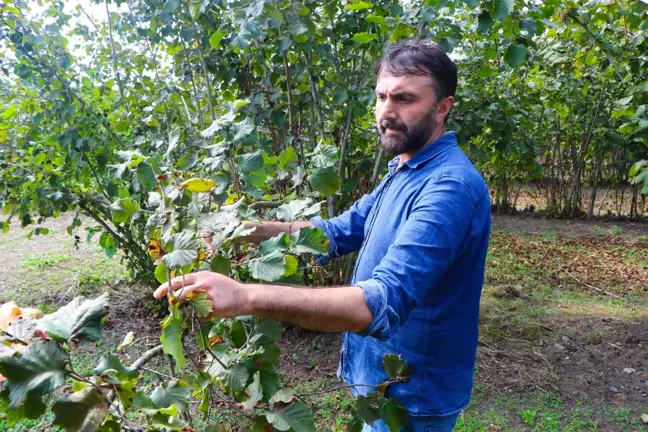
309, 185, 381, 264
356, 175, 480, 341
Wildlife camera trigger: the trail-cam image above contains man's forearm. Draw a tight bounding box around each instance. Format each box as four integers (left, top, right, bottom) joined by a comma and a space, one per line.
203, 220, 313, 252
245, 284, 373, 333
241, 220, 313, 243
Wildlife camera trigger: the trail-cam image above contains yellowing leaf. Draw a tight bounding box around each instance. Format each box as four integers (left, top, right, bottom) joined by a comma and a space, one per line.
181, 178, 216, 192
148, 239, 165, 260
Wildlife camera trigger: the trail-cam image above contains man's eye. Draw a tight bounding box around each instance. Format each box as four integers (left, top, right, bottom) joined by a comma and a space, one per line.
377, 94, 386, 101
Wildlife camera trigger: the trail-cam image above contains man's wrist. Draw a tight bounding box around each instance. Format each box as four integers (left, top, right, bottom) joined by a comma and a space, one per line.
241, 283, 261, 317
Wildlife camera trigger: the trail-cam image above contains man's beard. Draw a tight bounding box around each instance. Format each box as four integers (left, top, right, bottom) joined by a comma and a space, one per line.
378, 110, 436, 156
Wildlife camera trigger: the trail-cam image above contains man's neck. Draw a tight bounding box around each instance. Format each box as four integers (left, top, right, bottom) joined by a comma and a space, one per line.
398, 127, 446, 167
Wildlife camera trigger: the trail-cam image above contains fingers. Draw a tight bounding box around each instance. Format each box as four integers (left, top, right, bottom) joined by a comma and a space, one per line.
153, 273, 198, 299
154, 283, 200, 300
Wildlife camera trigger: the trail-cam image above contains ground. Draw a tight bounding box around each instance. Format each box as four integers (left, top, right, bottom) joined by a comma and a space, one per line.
1, 213, 647, 431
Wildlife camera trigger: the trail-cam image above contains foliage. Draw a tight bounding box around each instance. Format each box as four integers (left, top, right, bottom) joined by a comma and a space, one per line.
1, 0, 647, 429
0, 292, 410, 431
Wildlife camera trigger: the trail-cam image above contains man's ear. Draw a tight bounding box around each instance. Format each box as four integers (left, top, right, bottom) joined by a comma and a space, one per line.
436, 96, 455, 123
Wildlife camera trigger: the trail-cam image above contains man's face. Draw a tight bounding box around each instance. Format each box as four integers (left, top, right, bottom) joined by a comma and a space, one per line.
375, 72, 440, 156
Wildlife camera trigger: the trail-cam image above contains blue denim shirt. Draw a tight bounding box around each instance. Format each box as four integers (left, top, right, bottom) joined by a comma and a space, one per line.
311, 132, 491, 416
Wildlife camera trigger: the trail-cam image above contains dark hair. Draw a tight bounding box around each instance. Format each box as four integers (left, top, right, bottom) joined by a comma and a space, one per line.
375, 39, 457, 100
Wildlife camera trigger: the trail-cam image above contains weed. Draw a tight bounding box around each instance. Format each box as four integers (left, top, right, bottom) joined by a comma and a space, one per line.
22, 252, 71, 270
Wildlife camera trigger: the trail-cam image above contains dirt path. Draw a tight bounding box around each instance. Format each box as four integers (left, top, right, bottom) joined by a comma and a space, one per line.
492, 213, 648, 241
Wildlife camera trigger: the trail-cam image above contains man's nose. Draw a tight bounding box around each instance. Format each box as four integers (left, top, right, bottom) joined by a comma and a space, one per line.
378, 98, 397, 122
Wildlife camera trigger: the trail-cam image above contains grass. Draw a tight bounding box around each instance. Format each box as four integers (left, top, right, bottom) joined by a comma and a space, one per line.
456, 390, 648, 431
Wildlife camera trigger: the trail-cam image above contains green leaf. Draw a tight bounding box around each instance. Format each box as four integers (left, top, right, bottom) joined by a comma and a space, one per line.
210, 254, 231, 275
115, 120, 130, 133
519, 18, 537, 35
288, 15, 308, 35
118, 331, 135, 350
209, 30, 226, 49
276, 199, 312, 222
92, 355, 138, 384
477, 10, 494, 33
264, 4, 284, 22
477, 66, 495, 77
309, 143, 337, 168
491, 0, 514, 22
353, 32, 378, 44
189, 291, 213, 318
237, 151, 265, 173
289, 227, 328, 255
283, 255, 298, 277
278, 37, 292, 54
230, 320, 247, 348
2, 106, 18, 120
177, 153, 198, 171
52, 387, 108, 432
37, 293, 109, 342
163, 231, 199, 269
382, 354, 412, 382
150, 380, 191, 413
259, 233, 290, 254
439, 36, 459, 53
218, 363, 249, 392
504, 44, 528, 68
0, 339, 67, 410
420, 7, 435, 22
347, 413, 363, 432
160, 311, 186, 369
278, 146, 298, 170
137, 162, 157, 192
356, 393, 384, 425
155, 263, 168, 283
232, 118, 255, 142
617, 95, 634, 106
248, 250, 287, 282
346, 1, 373, 11
253, 318, 283, 341
269, 388, 295, 404
380, 397, 408, 432
365, 14, 385, 24
464, 0, 479, 8
308, 167, 340, 196
333, 88, 349, 105
110, 198, 139, 224
266, 401, 316, 432
243, 170, 267, 188
244, 371, 263, 411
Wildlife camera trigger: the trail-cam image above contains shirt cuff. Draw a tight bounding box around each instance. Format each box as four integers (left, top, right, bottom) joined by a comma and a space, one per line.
355, 279, 400, 341
309, 216, 339, 265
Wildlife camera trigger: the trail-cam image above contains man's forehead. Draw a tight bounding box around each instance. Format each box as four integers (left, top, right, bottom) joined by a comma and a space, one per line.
375, 73, 435, 92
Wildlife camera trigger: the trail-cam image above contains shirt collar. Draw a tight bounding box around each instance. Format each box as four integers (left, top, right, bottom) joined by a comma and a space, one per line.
387, 131, 458, 174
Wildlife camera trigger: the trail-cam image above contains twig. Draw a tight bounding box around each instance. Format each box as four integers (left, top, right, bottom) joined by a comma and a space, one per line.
297, 381, 395, 398
206, 348, 229, 371
140, 367, 177, 380
249, 201, 282, 210
130, 345, 164, 370
524, 321, 555, 333
211, 386, 253, 418
563, 270, 623, 300
605, 341, 624, 350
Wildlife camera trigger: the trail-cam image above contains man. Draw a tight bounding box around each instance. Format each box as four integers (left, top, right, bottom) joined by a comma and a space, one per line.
154, 40, 491, 431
